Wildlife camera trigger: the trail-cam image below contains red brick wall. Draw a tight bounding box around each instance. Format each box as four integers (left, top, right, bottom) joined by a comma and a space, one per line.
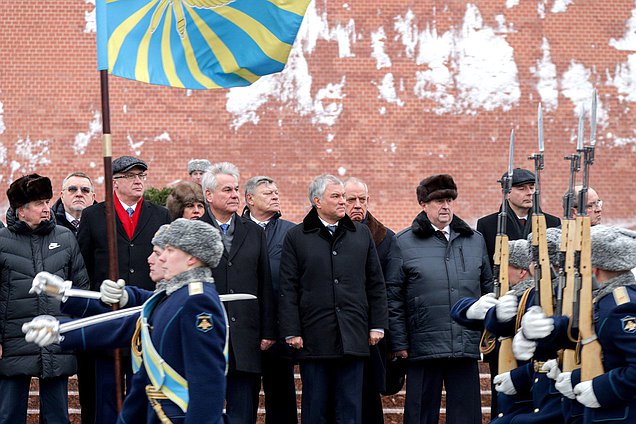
0, 1, 635, 231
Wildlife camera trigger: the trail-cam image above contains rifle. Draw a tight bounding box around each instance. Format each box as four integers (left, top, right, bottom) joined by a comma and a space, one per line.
494, 129, 517, 374
559, 111, 583, 372
529, 104, 554, 316
577, 91, 604, 381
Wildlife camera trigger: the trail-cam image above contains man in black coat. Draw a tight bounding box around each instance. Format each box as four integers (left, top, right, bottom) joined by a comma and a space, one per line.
77, 156, 171, 424
51, 171, 97, 424
242, 175, 297, 424
279, 174, 388, 424
344, 177, 401, 424
200, 162, 277, 424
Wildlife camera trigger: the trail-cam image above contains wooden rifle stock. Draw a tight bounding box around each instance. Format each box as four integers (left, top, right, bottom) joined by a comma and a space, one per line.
532, 214, 554, 316
577, 216, 604, 381
560, 218, 579, 372
495, 234, 517, 374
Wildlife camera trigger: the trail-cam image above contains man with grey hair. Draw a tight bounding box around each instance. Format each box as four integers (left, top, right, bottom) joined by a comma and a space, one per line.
279, 174, 388, 424
242, 176, 297, 424
52, 171, 96, 237
200, 162, 277, 424
571, 185, 603, 226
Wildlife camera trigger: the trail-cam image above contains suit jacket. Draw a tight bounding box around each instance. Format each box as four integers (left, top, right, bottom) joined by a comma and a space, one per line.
476, 201, 560, 268
201, 210, 277, 373
78, 199, 171, 291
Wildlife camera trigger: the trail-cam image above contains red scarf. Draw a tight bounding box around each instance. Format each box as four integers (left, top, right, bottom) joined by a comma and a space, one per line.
114, 192, 142, 240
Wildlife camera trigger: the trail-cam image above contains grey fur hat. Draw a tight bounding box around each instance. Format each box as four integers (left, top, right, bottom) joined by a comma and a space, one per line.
527, 227, 561, 267
151, 224, 171, 249
509, 239, 531, 270
591, 225, 636, 271
188, 159, 212, 175
161, 218, 223, 268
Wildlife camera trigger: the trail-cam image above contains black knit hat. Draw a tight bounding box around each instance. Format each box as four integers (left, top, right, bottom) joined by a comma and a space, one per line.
7, 174, 53, 210
416, 174, 458, 204
500, 168, 535, 188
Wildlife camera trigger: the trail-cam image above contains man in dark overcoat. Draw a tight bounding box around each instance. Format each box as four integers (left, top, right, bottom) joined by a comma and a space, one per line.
200, 162, 277, 424
279, 174, 388, 424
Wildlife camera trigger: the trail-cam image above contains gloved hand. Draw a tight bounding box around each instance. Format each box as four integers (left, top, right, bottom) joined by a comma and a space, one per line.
496, 291, 518, 322
493, 372, 517, 395
574, 380, 601, 408
466, 293, 498, 320
512, 330, 536, 361
100, 279, 128, 307
555, 372, 575, 399
22, 315, 61, 347
30, 272, 72, 301
541, 358, 561, 380
521, 306, 554, 339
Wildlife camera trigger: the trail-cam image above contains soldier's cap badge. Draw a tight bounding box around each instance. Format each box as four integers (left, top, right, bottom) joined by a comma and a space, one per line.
196, 313, 213, 333
621, 316, 636, 334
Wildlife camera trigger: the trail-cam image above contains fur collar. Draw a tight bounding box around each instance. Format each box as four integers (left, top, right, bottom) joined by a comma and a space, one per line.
594, 272, 636, 302
512, 278, 535, 297
303, 207, 356, 233
411, 211, 473, 239
155, 266, 213, 296
365, 212, 388, 246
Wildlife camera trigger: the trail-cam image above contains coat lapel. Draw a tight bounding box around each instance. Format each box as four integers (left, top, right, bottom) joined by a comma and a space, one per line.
228, 214, 248, 260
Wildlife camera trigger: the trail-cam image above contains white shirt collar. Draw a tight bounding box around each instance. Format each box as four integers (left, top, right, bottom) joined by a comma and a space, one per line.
431, 224, 450, 240
318, 216, 338, 228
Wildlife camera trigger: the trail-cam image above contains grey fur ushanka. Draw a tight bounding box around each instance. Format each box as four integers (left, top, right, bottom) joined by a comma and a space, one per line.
0, 210, 89, 378
387, 211, 493, 360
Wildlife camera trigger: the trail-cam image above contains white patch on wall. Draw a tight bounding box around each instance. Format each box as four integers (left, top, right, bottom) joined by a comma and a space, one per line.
610, 54, 636, 103
530, 37, 558, 111
154, 132, 171, 142
0, 100, 5, 134
301, 3, 356, 58
537, 0, 547, 19
0, 143, 7, 167
127, 133, 144, 155
14, 137, 52, 174
560, 61, 608, 129
506, 0, 520, 8
551, 0, 573, 14
394, 10, 418, 58
371, 27, 392, 69
85, 0, 96, 33
337, 167, 346, 176
312, 77, 346, 126
610, 7, 636, 51
376, 73, 405, 106
412, 4, 520, 114
74, 111, 101, 155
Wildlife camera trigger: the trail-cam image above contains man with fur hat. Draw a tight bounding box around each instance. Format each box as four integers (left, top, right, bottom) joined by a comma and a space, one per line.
477, 168, 560, 270
23, 219, 229, 423
386, 174, 493, 424
0, 174, 89, 423
166, 181, 206, 220
187, 159, 211, 185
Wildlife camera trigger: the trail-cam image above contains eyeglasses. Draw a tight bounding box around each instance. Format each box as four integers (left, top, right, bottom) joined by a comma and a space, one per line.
586, 200, 603, 210
66, 185, 92, 194
114, 172, 147, 181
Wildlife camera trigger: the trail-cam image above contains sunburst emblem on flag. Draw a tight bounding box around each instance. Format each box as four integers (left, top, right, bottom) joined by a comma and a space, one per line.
149, 0, 234, 38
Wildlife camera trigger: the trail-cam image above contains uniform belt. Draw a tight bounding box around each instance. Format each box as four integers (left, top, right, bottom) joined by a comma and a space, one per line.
533, 360, 548, 373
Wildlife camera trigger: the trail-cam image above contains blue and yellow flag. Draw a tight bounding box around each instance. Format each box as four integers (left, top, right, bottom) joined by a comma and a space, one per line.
96, 0, 311, 89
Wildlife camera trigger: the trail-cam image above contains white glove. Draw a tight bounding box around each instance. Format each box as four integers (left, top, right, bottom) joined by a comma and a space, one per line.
493, 372, 517, 395
22, 315, 61, 347
555, 372, 575, 399
99, 279, 128, 307
496, 291, 518, 322
30, 272, 72, 301
541, 359, 561, 380
574, 380, 601, 408
521, 306, 554, 340
512, 330, 536, 361
466, 293, 498, 320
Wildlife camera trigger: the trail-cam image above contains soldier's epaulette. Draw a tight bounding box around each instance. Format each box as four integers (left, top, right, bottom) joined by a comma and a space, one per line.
188, 282, 204, 296
612, 286, 630, 306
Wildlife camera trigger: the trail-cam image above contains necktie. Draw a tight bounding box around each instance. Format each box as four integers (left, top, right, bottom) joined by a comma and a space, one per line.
126, 207, 134, 218
519, 218, 527, 226
436, 230, 448, 241
219, 223, 229, 235
258, 222, 267, 229
71, 220, 80, 229
326, 224, 337, 235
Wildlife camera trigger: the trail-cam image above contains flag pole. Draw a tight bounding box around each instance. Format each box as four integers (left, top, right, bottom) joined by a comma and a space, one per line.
99, 69, 124, 410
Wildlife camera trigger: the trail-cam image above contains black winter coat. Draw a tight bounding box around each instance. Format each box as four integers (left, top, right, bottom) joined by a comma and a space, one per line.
387, 212, 493, 360
477, 201, 560, 268
278, 208, 388, 359
0, 210, 89, 377
201, 211, 277, 373
77, 199, 171, 291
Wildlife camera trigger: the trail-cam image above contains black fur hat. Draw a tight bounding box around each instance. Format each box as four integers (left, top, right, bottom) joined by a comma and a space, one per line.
416, 174, 458, 204
7, 174, 53, 210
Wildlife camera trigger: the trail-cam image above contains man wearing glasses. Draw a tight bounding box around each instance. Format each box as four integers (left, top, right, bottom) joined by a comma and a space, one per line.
572, 185, 603, 226
52, 172, 96, 237
77, 155, 171, 424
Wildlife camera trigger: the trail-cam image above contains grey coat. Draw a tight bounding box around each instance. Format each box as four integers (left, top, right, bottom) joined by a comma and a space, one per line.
387, 211, 493, 360
0, 209, 89, 377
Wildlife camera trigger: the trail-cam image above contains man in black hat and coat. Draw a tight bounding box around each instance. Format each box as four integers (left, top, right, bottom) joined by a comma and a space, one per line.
0, 174, 89, 423
77, 155, 171, 424
387, 174, 493, 424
